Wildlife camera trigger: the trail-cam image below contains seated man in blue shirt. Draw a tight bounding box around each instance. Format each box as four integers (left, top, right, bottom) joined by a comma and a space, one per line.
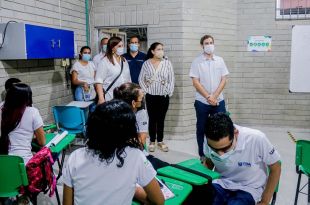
203, 113, 281, 205
123, 36, 146, 84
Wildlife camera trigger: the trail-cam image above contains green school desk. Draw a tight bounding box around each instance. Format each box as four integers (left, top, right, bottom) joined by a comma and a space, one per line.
157, 159, 220, 185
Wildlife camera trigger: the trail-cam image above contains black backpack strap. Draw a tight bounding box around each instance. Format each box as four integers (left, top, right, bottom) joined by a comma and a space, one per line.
104, 60, 124, 94
170, 164, 213, 182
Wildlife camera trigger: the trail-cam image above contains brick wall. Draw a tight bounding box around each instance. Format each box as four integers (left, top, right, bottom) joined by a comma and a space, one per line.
0, 0, 86, 122
182, 0, 238, 138
93, 0, 187, 139
230, 0, 310, 127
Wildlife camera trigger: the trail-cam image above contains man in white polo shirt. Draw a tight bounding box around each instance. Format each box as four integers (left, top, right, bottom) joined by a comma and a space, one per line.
189, 34, 229, 161
203, 113, 281, 205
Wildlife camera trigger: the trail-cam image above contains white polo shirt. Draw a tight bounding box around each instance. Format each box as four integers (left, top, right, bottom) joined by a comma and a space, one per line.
63, 147, 156, 205
95, 56, 131, 101
189, 54, 229, 105
203, 125, 281, 203
136, 109, 148, 133
93, 52, 105, 71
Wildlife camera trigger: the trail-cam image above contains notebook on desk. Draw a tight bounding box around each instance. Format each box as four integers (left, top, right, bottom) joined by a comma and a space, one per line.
66, 101, 94, 108
156, 177, 175, 200
45, 131, 68, 148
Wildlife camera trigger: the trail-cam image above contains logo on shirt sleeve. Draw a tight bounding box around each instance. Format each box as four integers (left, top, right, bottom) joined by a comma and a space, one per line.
269, 148, 275, 155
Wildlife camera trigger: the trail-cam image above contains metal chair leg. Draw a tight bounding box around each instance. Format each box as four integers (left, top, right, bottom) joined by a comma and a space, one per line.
294, 172, 302, 205
55, 184, 61, 205
271, 192, 277, 205
308, 177, 310, 204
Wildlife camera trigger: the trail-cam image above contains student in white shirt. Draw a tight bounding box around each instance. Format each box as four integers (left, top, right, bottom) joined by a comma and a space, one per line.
63, 100, 164, 205
71, 46, 96, 102
189, 34, 229, 161
203, 113, 281, 205
93, 37, 109, 70
138, 42, 175, 152
0, 83, 45, 164
95, 37, 131, 103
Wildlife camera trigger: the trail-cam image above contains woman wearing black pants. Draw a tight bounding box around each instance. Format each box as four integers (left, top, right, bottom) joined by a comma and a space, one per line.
139, 42, 175, 152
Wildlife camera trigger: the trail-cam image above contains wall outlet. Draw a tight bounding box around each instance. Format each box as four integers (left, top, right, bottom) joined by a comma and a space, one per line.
61, 58, 67, 67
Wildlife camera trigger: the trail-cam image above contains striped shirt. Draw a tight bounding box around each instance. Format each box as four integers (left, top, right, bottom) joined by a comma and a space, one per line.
138, 59, 175, 97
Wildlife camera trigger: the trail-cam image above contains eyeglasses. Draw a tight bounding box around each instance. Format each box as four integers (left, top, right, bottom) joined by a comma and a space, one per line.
207, 137, 234, 153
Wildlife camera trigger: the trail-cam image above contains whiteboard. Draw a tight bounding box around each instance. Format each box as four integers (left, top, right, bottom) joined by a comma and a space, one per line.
289, 25, 310, 92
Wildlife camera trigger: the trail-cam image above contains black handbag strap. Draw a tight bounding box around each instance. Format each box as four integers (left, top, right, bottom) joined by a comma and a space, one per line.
105, 60, 124, 93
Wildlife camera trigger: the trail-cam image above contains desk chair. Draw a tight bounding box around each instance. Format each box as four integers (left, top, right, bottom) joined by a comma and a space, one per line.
294, 140, 310, 205
0, 155, 62, 205
52, 105, 86, 137
0, 155, 28, 200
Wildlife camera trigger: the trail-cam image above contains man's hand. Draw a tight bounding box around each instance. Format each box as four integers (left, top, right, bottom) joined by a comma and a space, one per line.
207, 95, 218, 106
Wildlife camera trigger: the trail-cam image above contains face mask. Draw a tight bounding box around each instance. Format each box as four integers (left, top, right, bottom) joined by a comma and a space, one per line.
204, 44, 215, 54
130, 44, 139, 52
102, 45, 107, 53
210, 148, 234, 162
82, 54, 91, 61
154, 50, 164, 59
116, 47, 124, 56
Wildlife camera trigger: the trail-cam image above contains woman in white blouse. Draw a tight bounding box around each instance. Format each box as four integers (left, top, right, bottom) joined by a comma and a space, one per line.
95, 37, 131, 104
138, 42, 175, 152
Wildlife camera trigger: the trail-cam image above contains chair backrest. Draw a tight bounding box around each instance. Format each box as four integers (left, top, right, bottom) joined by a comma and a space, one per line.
0, 155, 28, 197
295, 140, 310, 174
52, 106, 86, 133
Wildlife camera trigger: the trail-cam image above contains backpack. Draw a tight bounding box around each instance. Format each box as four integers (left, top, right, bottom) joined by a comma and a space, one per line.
25, 147, 56, 197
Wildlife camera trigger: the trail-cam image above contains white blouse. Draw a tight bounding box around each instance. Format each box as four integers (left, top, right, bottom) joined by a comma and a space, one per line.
95, 56, 131, 101
138, 59, 175, 97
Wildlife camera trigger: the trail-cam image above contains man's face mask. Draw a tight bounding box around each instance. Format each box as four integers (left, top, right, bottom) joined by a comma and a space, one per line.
208, 137, 235, 162
130, 44, 139, 52
203, 44, 215, 54
102, 45, 107, 53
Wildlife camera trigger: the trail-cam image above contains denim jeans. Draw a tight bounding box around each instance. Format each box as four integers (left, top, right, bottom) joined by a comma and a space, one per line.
74, 86, 84, 101
74, 86, 96, 113
194, 100, 226, 157
212, 183, 255, 205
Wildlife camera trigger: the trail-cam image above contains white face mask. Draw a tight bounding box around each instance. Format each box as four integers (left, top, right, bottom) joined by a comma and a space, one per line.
116, 47, 124, 56
203, 44, 215, 54
154, 50, 164, 59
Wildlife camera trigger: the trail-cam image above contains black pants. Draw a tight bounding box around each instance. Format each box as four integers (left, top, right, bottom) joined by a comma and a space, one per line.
145, 94, 169, 143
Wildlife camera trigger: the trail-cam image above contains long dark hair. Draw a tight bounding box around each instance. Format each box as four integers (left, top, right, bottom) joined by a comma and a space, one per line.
113, 83, 141, 106
86, 100, 140, 167
106, 36, 125, 65
0, 83, 33, 154
145, 42, 163, 60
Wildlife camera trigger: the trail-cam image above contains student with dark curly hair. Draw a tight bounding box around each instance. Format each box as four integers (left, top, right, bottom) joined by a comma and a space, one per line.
62, 100, 164, 205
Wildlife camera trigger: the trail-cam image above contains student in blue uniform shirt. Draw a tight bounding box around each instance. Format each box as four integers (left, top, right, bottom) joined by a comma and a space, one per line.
123, 36, 146, 84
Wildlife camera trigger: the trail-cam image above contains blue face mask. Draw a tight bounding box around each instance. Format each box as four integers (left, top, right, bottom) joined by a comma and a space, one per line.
210, 148, 235, 162
129, 44, 139, 52
102, 45, 107, 53
82, 54, 91, 61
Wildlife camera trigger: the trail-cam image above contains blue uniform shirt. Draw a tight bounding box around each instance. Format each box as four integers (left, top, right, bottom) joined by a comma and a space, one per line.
123, 51, 146, 84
